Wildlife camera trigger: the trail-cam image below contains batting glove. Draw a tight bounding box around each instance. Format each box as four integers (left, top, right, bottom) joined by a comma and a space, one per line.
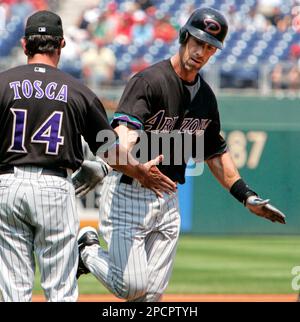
72, 160, 110, 198
245, 195, 286, 224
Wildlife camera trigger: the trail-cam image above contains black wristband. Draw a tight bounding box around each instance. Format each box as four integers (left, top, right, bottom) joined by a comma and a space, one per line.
230, 178, 257, 205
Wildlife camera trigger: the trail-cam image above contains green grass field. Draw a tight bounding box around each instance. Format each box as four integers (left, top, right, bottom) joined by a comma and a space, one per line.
33, 235, 300, 295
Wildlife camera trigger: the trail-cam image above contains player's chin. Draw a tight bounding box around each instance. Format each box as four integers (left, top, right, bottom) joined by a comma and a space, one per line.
187, 59, 203, 70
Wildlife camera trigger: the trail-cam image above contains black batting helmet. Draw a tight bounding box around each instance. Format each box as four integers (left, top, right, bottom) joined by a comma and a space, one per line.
179, 7, 228, 49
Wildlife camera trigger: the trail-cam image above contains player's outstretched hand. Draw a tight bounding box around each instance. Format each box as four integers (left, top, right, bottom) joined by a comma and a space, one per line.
245, 196, 286, 224
72, 160, 109, 198
139, 155, 177, 198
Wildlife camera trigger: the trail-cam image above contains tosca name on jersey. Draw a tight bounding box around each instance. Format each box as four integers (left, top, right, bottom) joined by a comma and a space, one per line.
144, 110, 211, 135
9, 80, 68, 102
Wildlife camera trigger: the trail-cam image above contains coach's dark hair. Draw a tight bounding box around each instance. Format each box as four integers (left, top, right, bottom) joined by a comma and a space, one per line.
24, 35, 64, 57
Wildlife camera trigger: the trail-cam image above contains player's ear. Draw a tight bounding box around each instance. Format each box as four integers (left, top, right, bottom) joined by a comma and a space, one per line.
21, 37, 29, 56
61, 38, 66, 48
57, 39, 65, 56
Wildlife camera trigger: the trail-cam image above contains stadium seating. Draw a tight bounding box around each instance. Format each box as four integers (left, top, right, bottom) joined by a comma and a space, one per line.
0, 0, 48, 57
1, 0, 299, 89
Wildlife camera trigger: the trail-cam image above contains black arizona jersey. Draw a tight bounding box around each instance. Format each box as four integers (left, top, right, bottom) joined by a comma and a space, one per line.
0, 63, 114, 171
112, 59, 227, 184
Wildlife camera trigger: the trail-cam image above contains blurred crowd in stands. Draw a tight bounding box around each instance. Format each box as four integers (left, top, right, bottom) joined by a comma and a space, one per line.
64, 0, 180, 87
0, 0, 300, 94
0, 0, 58, 15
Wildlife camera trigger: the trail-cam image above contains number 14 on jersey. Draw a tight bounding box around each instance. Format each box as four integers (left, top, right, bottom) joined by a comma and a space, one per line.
8, 108, 64, 155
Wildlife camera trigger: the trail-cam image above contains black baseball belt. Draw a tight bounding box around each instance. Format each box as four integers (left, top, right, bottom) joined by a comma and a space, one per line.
119, 174, 133, 185
0, 165, 68, 178
112, 170, 133, 185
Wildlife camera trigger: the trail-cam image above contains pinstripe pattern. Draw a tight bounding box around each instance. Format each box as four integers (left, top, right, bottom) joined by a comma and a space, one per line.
0, 166, 79, 302
81, 171, 180, 302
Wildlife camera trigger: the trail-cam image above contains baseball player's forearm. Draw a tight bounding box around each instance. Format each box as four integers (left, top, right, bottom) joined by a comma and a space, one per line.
105, 143, 141, 175
114, 124, 139, 152
207, 152, 286, 224
100, 142, 139, 168
103, 143, 161, 182
207, 151, 256, 204
206, 151, 241, 190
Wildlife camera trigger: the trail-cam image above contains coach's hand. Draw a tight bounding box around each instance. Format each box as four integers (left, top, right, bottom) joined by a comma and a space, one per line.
245, 196, 286, 224
139, 155, 177, 198
72, 160, 109, 198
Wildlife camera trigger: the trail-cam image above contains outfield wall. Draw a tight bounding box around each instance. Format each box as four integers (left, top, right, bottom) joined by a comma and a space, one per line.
180, 96, 300, 234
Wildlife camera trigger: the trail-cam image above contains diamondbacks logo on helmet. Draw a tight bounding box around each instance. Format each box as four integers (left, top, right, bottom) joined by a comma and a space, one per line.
179, 7, 228, 49
204, 18, 221, 35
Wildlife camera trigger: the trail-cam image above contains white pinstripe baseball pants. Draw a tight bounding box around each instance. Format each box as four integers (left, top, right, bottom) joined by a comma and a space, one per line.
0, 166, 79, 302
81, 171, 181, 302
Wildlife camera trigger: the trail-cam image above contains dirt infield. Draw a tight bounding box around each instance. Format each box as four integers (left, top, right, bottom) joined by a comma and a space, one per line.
32, 294, 298, 302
